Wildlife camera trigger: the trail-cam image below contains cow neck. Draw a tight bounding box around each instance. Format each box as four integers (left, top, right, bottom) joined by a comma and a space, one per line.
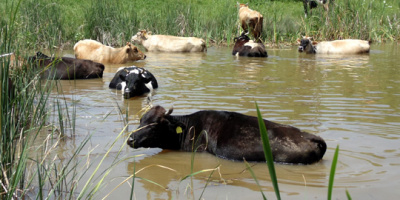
308, 43, 317, 54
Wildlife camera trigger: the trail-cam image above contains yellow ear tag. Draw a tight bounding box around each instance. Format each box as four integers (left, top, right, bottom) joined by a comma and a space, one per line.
176, 126, 183, 134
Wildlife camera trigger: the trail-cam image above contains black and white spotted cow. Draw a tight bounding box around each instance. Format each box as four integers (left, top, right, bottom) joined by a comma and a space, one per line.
303, 0, 332, 18
109, 66, 158, 99
232, 33, 267, 57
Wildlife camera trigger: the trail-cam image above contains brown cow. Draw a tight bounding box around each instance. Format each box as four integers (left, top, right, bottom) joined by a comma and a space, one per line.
237, 3, 263, 42
74, 39, 146, 64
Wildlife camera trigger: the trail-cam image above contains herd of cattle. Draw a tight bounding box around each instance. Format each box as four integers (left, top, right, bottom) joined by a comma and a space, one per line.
3, 1, 374, 164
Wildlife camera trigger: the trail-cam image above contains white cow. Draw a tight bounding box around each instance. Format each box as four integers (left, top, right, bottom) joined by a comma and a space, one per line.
131, 30, 206, 52
298, 36, 370, 54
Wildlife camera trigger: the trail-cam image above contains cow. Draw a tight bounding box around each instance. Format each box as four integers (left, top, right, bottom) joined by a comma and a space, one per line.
303, 0, 331, 18
232, 33, 267, 57
73, 39, 146, 64
28, 52, 105, 80
109, 66, 158, 99
131, 30, 206, 52
298, 36, 371, 54
237, 3, 263, 42
127, 105, 327, 164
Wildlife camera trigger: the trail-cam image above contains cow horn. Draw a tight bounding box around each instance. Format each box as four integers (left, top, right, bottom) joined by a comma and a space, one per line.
166, 107, 174, 116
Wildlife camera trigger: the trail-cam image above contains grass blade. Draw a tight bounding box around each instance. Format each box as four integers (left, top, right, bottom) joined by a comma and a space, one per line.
328, 145, 340, 200
244, 160, 267, 200
255, 102, 281, 200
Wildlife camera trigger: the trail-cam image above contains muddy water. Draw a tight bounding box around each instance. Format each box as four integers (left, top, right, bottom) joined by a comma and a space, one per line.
39, 44, 399, 199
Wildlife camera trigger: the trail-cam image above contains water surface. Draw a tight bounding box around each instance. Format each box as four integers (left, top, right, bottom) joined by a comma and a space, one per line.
37, 44, 400, 199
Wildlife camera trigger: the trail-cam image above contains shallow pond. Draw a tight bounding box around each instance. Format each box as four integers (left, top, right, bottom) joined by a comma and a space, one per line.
36, 44, 399, 199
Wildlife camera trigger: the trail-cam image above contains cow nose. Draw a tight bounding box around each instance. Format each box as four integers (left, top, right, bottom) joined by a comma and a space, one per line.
127, 137, 134, 148
143, 55, 147, 59
298, 46, 304, 52
124, 88, 131, 99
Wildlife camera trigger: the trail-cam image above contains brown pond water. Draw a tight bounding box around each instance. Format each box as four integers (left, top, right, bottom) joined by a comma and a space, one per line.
33, 44, 399, 199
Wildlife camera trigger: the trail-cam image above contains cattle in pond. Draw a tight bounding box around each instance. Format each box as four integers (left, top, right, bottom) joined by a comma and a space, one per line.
131, 30, 207, 52
73, 39, 146, 64
303, 0, 331, 18
298, 36, 371, 54
232, 33, 267, 57
109, 66, 158, 99
237, 3, 263, 42
27, 52, 105, 80
127, 105, 327, 164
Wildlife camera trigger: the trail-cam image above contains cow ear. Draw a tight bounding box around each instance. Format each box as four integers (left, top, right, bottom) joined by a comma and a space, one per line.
297, 38, 301, 44
165, 107, 173, 116
147, 31, 152, 35
126, 48, 131, 53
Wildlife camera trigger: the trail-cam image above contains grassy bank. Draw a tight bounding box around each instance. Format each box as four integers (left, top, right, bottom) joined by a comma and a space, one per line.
1, 0, 399, 50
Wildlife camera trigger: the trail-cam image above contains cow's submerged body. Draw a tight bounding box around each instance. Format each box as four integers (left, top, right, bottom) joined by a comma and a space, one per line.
128, 106, 326, 164
109, 66, 158, 99
28, 52, 104, 80
298, 37, 371, 54
74, 39, 146, 64
131, 30, 206, 52
232, 34, 267, 57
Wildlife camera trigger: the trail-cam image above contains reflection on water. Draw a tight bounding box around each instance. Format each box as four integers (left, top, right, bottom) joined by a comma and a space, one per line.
34, 44, 400, 199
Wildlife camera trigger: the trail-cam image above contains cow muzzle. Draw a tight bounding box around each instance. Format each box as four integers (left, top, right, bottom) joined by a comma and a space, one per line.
298, 46, 304, 52
124, 88, 132, 99
127, 137, 134, 148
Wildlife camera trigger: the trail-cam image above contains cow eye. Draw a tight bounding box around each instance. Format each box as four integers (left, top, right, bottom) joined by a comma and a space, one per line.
133, 47, 138, 53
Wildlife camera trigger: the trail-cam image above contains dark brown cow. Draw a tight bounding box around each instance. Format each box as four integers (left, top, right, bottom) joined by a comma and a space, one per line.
127, 106, 327, 164
28, 52, 105, 80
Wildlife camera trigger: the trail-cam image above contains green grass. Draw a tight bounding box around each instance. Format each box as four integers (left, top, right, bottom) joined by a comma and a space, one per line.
1, 0, 399, 51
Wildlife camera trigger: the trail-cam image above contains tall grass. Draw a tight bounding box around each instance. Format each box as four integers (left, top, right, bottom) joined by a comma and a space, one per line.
3, 0, 398, 50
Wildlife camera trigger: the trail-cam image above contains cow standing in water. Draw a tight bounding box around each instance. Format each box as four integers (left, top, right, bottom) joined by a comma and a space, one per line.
232, 33, 267, 57
237, 3, 263, 42
109, 66, 158, 99
298, 36, 371, 54
74, 39, 146, 64
128, 106, 327, 164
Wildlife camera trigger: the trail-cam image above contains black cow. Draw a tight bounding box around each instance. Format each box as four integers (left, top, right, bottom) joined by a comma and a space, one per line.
303, 0, 331, 18
127, 106, 327, 164
28, 52, 104, 80
109, 66, 158, 99
232, 34, 267, 57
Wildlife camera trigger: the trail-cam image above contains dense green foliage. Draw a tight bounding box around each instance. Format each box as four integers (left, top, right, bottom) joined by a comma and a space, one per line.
1, 0, 399, 50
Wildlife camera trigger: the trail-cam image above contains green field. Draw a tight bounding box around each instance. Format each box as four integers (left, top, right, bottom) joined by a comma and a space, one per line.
1, 0, 399, 50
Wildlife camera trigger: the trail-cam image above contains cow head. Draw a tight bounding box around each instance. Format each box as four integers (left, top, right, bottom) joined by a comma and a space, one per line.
131, 30, 152, 45
127, 106, 185, 149
119, 67, 154, 99
125, 42, 146, 61
298, 36, 317, 53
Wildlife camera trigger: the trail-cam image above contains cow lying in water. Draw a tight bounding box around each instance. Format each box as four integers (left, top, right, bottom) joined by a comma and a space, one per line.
28, 52, 104, 79
109, 66, 158, 99
128, 106, 327, 164
298, 36, 371, 54
232, 34, 267, 57
74, 39, 146, 64
131, 30, 206, 52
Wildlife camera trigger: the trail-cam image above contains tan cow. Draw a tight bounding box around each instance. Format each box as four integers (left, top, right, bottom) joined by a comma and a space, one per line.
73, 39, 146, 64
298, 36, 371, 54
237, 3, 263, 42
131, 30, 206, 52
